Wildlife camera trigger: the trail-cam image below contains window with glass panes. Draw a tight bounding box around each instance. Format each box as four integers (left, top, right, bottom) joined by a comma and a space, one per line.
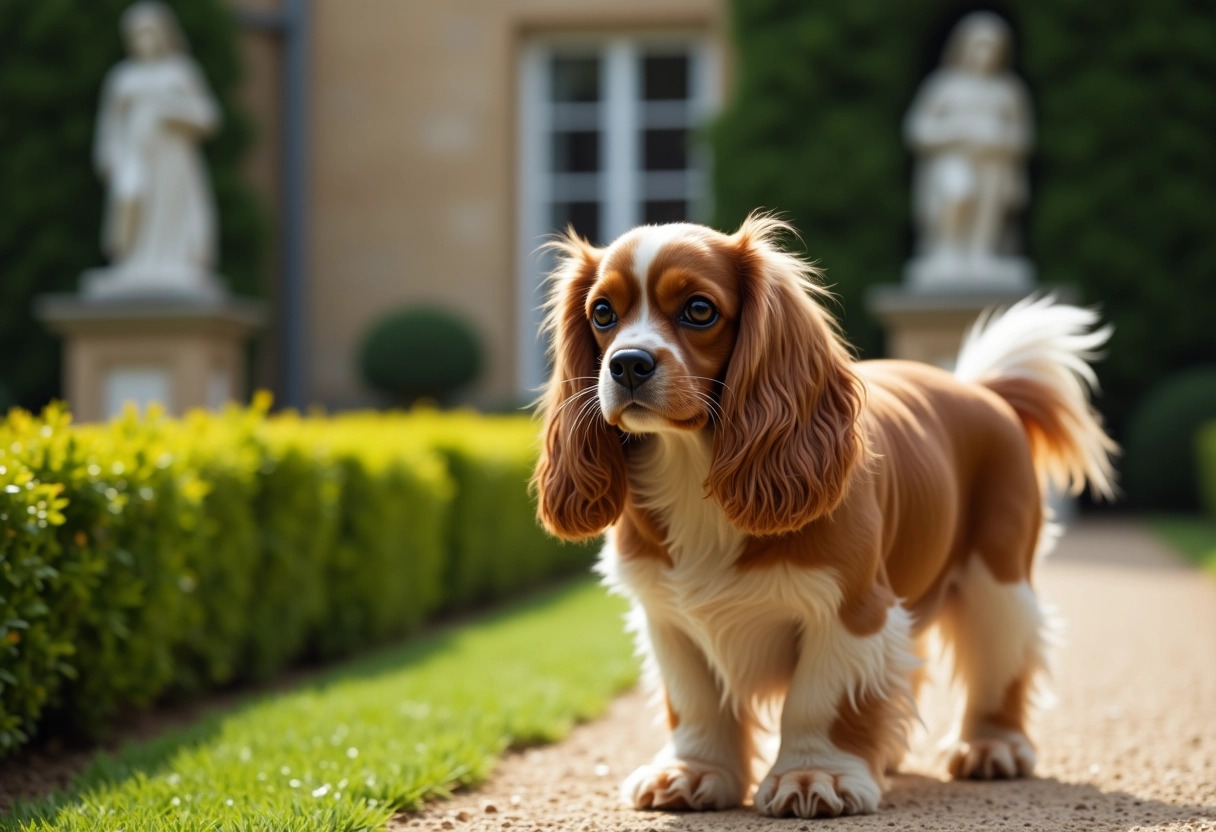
517, 36, 718, 392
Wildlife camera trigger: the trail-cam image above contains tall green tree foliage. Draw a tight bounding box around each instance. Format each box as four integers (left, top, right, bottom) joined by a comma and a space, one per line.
713, 0, 1216, 437
0, 0, 263, 410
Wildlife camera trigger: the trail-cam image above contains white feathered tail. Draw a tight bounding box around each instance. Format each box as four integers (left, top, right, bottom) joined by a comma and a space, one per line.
953, 294, 1118, 500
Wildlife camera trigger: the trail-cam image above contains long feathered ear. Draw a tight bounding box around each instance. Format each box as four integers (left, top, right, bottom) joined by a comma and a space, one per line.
707, 214, 867, 536
531, 231, 627, 540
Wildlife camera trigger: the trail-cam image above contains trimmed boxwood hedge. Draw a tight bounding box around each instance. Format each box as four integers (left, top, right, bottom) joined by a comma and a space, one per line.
0, 399, 590, 756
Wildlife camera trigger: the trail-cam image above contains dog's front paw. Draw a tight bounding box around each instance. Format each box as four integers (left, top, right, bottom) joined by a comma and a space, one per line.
622, 759, 743, 811
948, 735, 1036, 780
754, 768, 880, 818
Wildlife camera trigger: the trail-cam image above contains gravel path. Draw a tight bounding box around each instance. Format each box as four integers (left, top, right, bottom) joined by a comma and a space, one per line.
401, 520, 1216, 831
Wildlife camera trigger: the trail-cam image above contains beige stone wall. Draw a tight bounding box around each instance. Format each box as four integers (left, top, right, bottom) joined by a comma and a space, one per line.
305, 0, 726, 407
227, 0, 726, 406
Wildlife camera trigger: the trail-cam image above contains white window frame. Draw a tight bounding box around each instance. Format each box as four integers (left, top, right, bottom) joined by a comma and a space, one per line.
515, 33, 722, 395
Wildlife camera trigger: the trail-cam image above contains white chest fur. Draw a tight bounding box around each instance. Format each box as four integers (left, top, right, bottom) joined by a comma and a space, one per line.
599, 432, 843, 708
629, 432, 744, 571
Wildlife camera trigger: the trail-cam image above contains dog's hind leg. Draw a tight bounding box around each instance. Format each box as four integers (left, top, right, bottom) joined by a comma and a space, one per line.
936, 547, 1049, 779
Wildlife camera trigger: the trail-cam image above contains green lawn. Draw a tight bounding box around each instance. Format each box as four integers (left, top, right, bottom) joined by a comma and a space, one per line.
1151, 515, 1216, 576
4, 580, 636, 832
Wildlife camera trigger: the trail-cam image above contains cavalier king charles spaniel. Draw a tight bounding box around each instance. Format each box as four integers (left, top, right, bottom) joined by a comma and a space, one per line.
532, 214, 1116, 819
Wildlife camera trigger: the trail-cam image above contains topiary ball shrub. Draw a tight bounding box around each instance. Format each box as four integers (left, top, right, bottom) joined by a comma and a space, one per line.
359, 307, 484, 405
1122, 367, 1216, 511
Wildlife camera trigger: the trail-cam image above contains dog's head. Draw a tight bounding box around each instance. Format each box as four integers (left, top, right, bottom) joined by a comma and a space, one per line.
532, 214, 866, 540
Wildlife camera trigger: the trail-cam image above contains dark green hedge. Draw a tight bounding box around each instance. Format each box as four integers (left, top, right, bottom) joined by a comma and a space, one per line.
712, 0, 1216, 440
1122, 367, 1216, 511
0, 0, 265, 410
0, 403, 591, 756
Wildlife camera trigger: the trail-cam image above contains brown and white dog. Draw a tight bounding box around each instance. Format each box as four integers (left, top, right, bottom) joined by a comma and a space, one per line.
532, 215, 1116, 819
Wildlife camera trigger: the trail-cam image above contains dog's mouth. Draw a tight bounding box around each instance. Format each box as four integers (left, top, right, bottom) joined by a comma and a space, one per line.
604, 399, 655, 426
606, 399, 708, 433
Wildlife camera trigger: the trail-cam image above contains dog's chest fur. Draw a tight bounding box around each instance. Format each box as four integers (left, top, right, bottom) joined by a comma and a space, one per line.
606, 432, 842, 705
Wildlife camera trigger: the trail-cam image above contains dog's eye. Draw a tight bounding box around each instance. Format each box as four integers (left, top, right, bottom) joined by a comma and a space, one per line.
591, 300, 617, 330
681, 297, 718, 327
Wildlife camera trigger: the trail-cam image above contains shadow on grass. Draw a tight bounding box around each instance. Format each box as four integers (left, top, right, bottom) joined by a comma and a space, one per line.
632, 774, 1215, 831
1, 576, 598, 825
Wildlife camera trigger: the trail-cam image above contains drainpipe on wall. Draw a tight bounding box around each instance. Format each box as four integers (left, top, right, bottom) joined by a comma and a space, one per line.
238, 0, 310, 410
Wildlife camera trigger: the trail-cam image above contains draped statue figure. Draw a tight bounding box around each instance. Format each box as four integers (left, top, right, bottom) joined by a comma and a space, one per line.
904, 12, 1034, 290
87, 1, 224, 298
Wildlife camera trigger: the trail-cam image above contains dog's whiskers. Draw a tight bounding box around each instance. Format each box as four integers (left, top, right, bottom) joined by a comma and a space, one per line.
571, 395, 604, 439
673, 375, 735, 397
668, 377, 728, 426
553, 386, 599, 415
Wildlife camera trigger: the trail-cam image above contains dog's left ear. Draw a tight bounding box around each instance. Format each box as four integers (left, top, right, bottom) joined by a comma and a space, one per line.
707, 215, 866, 536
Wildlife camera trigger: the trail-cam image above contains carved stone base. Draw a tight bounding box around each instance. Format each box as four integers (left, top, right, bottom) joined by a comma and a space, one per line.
35, 293, 265, 422
867, 285, 1048, 369
904, 253, 1035, 292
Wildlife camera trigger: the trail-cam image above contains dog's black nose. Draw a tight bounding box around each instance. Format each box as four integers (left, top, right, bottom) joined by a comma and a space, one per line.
609, 349, 656, 391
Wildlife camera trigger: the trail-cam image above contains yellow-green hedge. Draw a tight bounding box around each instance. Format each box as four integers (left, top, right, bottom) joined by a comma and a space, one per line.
1200, 423, 1216, 518
0, 398, 590, 755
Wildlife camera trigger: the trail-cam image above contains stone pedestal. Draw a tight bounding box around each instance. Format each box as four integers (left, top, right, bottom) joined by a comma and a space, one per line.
866, 285, 1075, 369
35, 294, 265, 422
867, 283, 1079, 524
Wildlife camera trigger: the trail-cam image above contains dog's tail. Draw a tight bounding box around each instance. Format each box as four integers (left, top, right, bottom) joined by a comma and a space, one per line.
954, 294, 1118, 500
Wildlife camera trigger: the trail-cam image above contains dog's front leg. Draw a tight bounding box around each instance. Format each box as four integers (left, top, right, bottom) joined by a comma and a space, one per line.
754, 597, 917, 818
622, 617, 749, 811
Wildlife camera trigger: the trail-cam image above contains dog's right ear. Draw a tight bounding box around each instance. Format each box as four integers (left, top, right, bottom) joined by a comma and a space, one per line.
531, 231, 627, 539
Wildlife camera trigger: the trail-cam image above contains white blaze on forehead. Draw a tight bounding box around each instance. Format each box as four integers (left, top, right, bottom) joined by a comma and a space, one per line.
631, 224, 694, 293
598, 226, 697, 414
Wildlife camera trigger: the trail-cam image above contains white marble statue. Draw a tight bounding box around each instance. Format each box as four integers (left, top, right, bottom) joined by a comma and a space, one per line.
904, 11, 1034, 290
86, 1, 224, 299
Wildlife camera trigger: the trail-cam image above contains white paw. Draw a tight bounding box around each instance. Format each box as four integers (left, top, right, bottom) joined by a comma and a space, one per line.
622, 759, 743, 811
754, 768, 881, 818
948, 735, 1036, 779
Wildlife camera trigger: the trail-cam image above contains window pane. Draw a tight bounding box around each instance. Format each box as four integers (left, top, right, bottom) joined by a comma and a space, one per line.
642, 54, 690, 101
552, 201, 601, 244
551, 56, 600, 102
643, 128, 688, 171
642, 200, 688, 225
552, 130, 600, 173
